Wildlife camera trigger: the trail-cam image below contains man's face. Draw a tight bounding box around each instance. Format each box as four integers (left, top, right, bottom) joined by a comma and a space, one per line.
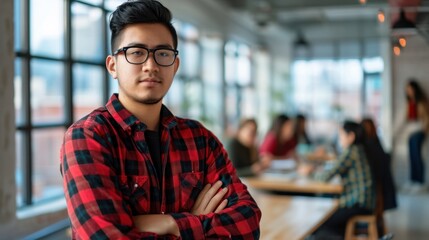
106, 23, 179, 106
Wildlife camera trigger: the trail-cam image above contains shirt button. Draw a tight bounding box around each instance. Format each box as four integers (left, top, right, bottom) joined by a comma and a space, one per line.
134, 183, 139, 188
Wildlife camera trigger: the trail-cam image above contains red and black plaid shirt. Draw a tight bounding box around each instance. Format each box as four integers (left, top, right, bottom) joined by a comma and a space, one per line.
60, 94, 261, 239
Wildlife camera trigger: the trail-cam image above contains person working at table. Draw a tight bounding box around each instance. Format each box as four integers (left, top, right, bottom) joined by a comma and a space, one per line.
300, 120, 375, 239
60, 1, 261, 239
361, 117, 397, 211
294, 113, 312, 145
227, 118, 269, 177
259, 114, 298, 162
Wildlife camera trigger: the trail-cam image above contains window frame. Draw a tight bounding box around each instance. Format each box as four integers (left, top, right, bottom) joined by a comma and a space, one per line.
14, 0, 111, 208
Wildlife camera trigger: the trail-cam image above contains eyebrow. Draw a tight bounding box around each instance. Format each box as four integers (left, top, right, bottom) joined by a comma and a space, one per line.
124, 42, 174, 49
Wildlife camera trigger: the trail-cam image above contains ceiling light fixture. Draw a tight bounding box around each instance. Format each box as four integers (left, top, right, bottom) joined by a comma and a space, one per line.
398, 37, 407, 47
293, 31, 311, 59
392, 8, 417, 35
359, 0, 367, 5
393, 44, 401, 56
377, 9, 385, 23
294, 32, 309, 48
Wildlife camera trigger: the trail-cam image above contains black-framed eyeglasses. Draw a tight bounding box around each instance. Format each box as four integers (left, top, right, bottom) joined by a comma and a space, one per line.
113, 46, 179, 67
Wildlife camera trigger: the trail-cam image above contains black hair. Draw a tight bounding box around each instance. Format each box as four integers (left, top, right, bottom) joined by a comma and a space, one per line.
361, 117, 377, 139
294, 113, 311, 144
109, 0, 178, 53
269, 114, 293, 153
342, 120, 364, 145
407, 79, 428, 103
238, 118, 257, 131
271, 114, 290, 134
296, 113, 306, 121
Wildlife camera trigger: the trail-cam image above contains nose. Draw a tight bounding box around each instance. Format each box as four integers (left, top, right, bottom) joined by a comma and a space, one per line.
142, 53, 159, 72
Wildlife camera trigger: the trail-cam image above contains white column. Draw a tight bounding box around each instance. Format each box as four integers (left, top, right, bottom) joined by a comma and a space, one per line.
380, 38, 393, 151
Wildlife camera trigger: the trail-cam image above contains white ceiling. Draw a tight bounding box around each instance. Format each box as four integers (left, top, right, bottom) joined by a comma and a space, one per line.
216, 0, 429, 43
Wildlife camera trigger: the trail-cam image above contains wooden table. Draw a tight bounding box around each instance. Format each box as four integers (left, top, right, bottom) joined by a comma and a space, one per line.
252, 191, 339, 240
242, 175, 343, 195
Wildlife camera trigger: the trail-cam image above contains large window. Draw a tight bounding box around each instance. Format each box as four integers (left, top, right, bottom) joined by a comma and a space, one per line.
290, 40, 384, 143
166, 22, 203, 119
165, 22, 227, 137
14, 0, 113, 208
292, 59, 363, 141
201, 36, 224, 135
224, 41, 253, 136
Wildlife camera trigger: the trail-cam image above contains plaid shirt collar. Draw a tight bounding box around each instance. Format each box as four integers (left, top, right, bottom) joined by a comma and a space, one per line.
106, 94, 178, 132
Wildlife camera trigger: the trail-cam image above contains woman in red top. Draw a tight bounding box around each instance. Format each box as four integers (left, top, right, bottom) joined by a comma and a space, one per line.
404, 80, 429, 193
259, 114, 298, 162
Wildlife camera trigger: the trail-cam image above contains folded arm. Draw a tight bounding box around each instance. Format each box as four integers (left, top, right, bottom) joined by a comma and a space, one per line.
169, 133, 262, 239
132, 180, 228, 237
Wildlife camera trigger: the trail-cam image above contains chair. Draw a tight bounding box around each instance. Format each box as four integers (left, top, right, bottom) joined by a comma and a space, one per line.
345, 183, 386, 240
345, 215, 378, 240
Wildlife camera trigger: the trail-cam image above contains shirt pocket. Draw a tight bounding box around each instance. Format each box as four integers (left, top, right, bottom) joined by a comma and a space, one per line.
180, 171, 203, 211
119, 175, 150, 214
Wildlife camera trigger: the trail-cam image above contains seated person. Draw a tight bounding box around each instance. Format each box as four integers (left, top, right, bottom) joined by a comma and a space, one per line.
227, 118, 266, 177
361, 117, 397, 211
259, 114, 298, 162
295, 113, 312, 145
301, 120, 375, 239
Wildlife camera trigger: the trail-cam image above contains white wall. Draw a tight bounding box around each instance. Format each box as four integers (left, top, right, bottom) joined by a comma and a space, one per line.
392, 35, 429, 108
380, 38, 393, 152
391, 34, 429, 185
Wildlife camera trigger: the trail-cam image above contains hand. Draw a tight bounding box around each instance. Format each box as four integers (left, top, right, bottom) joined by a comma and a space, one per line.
313, 146, 327, 157
132, 214, 180, 237
297, 164, 314, 176
251, 162, 263, 175
260, 154, 272, 168
191, 180, 228, 215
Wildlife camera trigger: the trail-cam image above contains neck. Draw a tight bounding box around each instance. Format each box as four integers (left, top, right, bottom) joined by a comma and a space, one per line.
118, 94, 162, 131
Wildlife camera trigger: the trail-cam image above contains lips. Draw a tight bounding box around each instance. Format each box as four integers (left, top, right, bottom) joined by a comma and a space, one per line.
139, 78, 161, 83
137, 78, 162, 87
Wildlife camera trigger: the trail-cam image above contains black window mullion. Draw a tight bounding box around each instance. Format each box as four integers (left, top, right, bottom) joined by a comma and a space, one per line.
102, 8, 109, 102
21, 0, 32, 206
65, 0, 73, 127
23, 58, 32, 206
221, 40, 227, 134
73, 0, 100, 8
17, 123, 68, 131
16, 52, 104, 66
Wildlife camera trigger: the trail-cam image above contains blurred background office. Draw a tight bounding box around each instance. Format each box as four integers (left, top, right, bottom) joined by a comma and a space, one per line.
1, 0, 429, 239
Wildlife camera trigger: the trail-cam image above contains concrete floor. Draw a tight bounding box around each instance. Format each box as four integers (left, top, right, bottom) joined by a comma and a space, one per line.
384, 191, 429, 240
385, 133, 429, 240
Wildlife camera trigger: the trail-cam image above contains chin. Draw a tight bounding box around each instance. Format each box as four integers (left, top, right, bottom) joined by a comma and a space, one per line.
138, 96, 163, 105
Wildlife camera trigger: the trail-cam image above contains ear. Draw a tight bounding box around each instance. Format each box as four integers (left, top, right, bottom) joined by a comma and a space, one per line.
106, 55, 118, 79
